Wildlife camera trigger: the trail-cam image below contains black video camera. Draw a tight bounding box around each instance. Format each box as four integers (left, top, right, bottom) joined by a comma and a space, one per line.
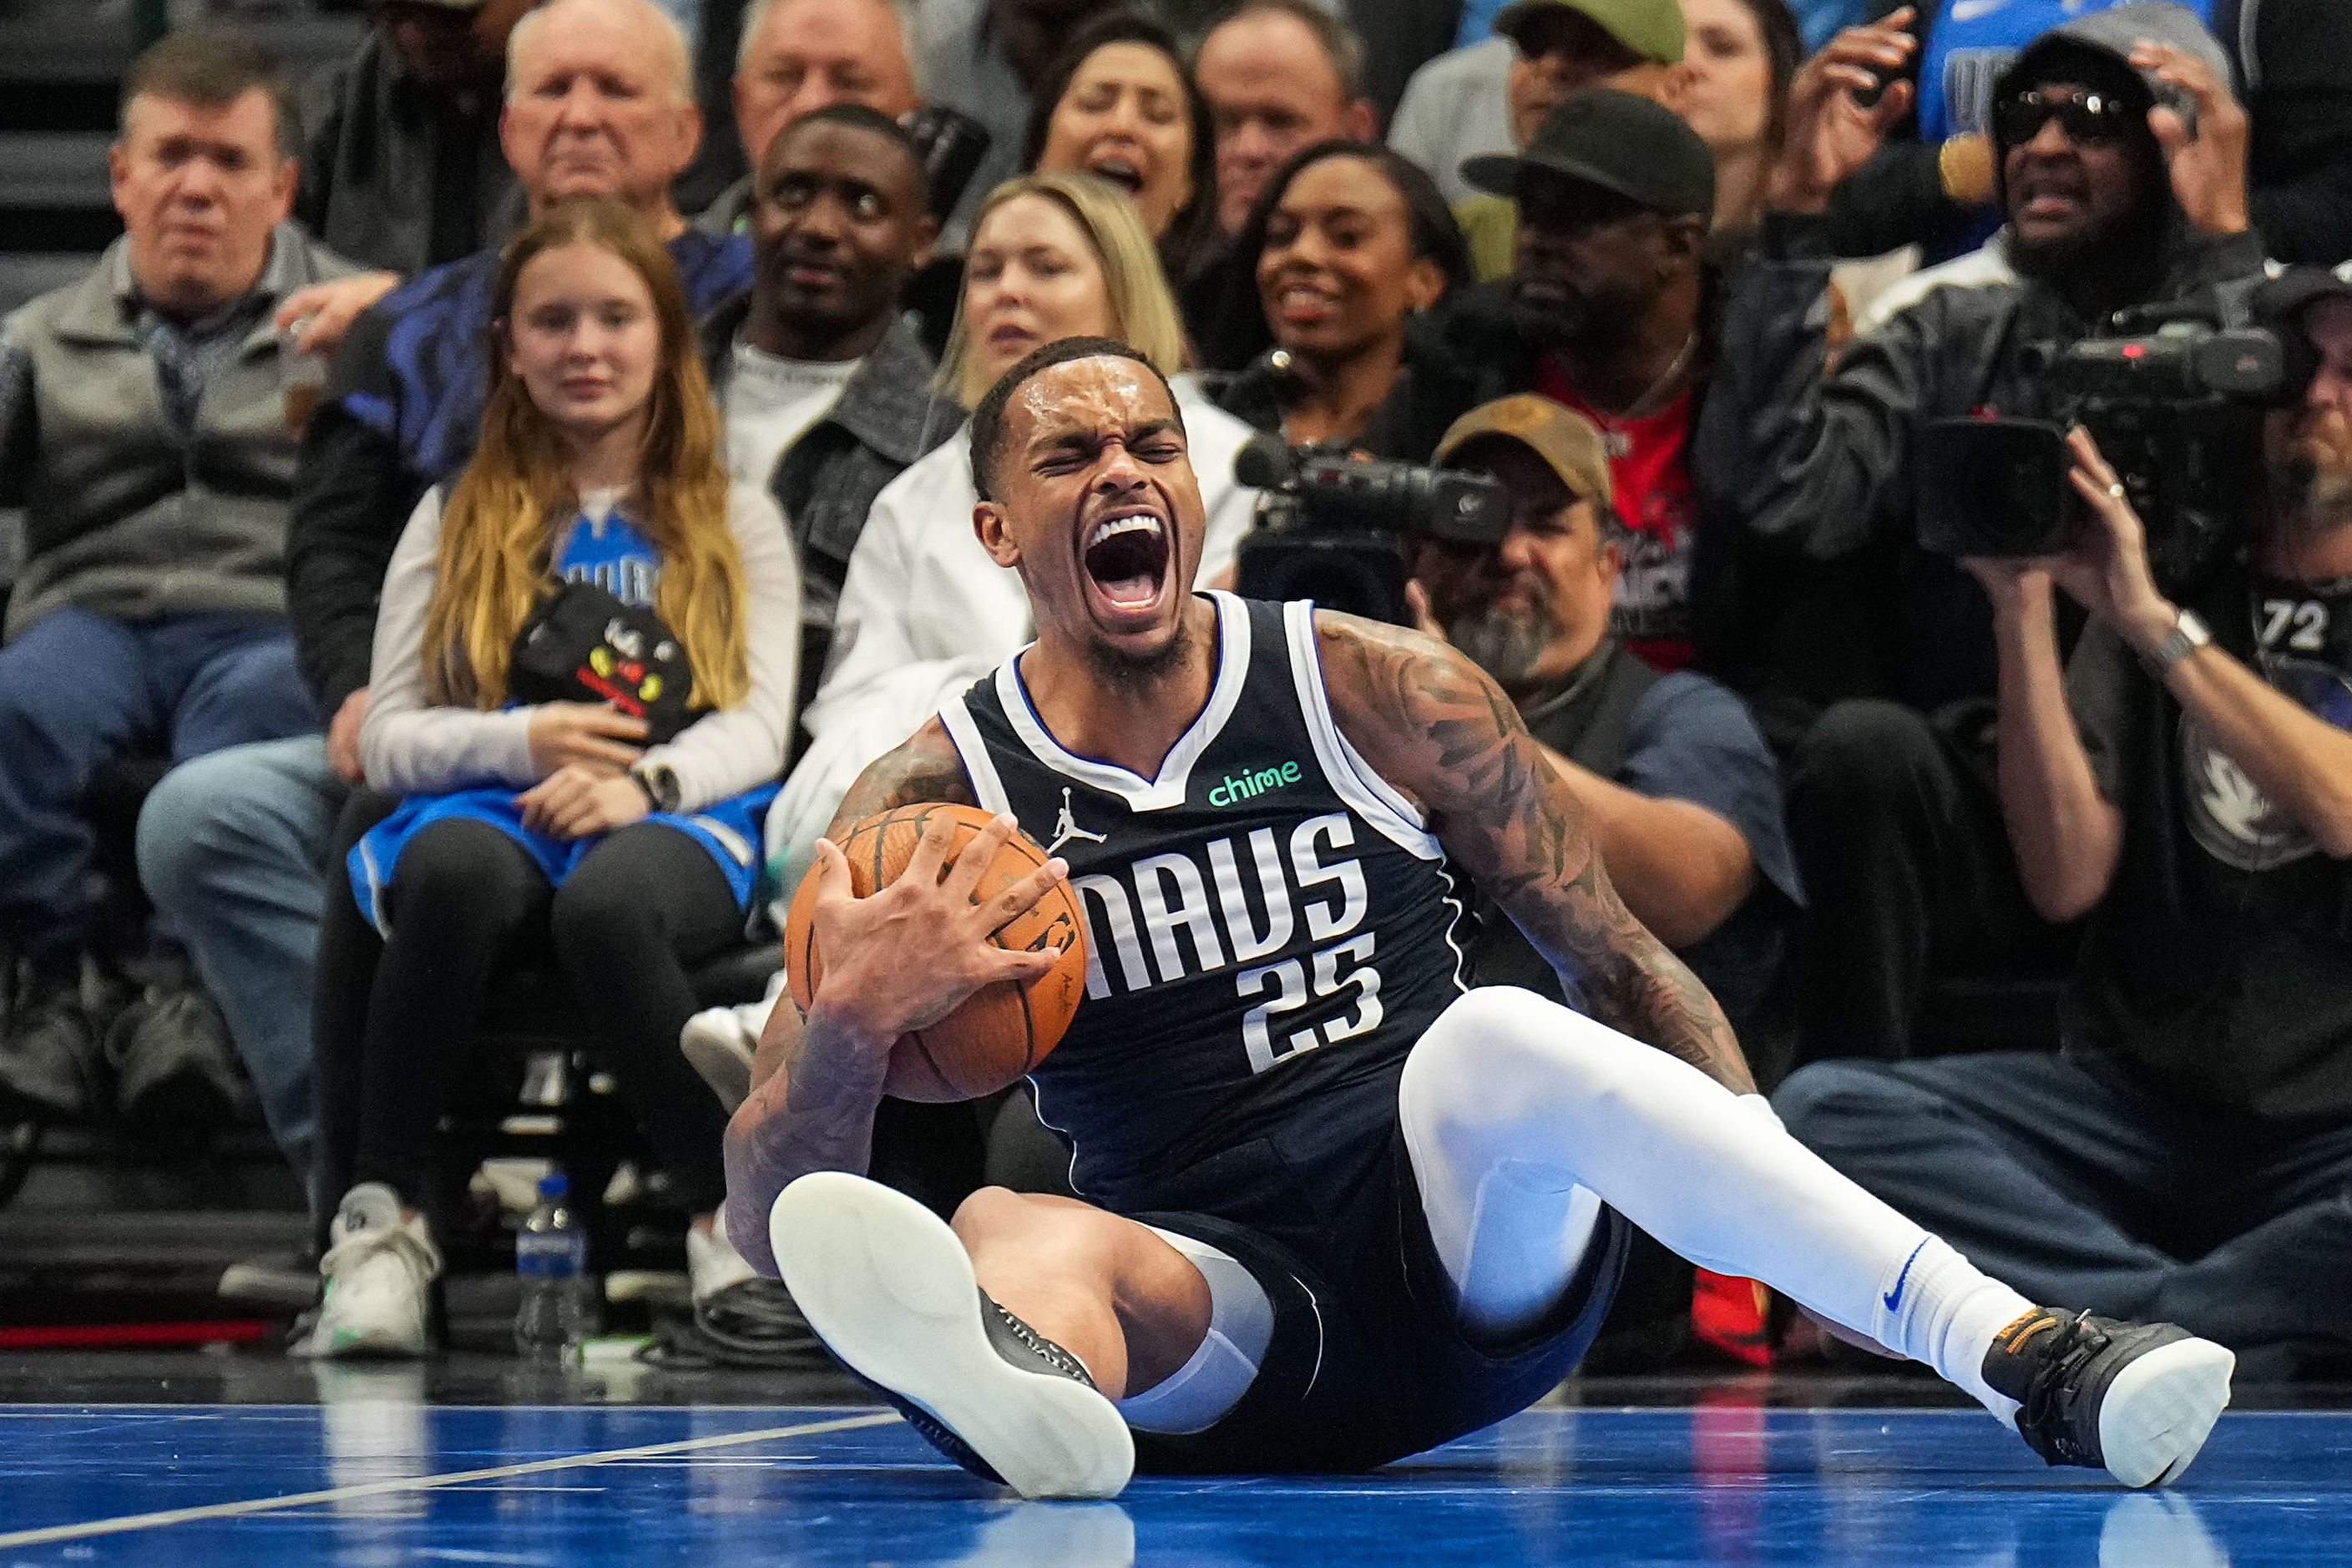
1917, 291, 2292, 587
1232, 434, 1513, 625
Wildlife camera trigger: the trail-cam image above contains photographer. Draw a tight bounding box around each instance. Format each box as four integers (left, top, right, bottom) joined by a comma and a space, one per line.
1776, 275, 2352, 1371
1720, 6, 2263, 1064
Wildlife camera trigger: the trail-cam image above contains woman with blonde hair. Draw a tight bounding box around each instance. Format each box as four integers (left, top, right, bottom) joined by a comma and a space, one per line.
679, 171, 1262, 1084
307, 198, 800, 1358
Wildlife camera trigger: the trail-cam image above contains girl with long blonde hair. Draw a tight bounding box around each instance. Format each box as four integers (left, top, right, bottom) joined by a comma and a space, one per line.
309, 198, 800, 1357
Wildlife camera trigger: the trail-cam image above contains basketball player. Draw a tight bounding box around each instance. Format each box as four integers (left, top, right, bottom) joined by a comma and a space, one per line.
721, 338, 2237, 1500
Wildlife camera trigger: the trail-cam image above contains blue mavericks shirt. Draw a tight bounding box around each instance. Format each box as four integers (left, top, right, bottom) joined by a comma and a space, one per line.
554, 503, 661, 606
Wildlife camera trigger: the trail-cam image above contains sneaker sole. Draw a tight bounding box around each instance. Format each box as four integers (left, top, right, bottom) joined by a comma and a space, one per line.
680, 1019, 754, 1115
769, 1171, 1134, 1500
2098, 1338, 2236, 1488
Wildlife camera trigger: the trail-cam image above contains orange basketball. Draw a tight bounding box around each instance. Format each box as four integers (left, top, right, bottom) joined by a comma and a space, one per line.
782, 802, 1089, 1101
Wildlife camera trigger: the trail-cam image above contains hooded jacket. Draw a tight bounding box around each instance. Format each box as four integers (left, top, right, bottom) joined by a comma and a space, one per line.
1711, 2, 2265, 750
1828, 0, 2352, 266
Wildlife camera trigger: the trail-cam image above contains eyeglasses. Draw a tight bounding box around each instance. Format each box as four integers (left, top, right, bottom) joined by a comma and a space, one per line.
1992, 87, 2140, 148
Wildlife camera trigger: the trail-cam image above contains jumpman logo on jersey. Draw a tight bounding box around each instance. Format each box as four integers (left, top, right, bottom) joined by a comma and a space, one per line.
1045, 788, 1108, 856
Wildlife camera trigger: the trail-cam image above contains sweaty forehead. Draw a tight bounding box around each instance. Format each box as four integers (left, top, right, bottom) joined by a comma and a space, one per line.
1011, 357, 1179, 446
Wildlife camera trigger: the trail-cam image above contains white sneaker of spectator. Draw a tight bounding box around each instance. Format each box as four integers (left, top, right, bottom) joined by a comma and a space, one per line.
297, 1182, 443, 1358
686, 1211, 760, 1307
679, 971, 784, 1115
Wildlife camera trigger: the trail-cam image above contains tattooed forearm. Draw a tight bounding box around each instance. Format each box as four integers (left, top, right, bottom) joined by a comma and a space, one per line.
724, 1001, 889, 1277
722, 718, 979, 1276
1318, 613, 1754, 1094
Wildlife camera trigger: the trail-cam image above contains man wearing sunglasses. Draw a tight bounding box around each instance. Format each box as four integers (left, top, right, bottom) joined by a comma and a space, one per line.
1776, 270, 2352, 1379
1710, 3, 2265, 1070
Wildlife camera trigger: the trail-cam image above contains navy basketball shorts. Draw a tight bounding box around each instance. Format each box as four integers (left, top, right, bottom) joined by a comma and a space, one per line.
1118, 1076, 1628, 1474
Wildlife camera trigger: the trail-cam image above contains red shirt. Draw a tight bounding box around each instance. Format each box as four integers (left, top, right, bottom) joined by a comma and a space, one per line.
1535, 357, 1697, 672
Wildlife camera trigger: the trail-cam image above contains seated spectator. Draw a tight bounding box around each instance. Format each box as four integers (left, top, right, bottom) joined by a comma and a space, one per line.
1193, 0, 1378, 240
1026, 12, 1223, 301
296, 0, 534, 276
1777, 276, 2352, 1376
763, 171, 1261, 913
697, 0, 926, 237
0, 33, 353, 1131
1444, 90, 1721, 674
306, 200, 799, 1358
1677, 0, 1802, 248
1724, 7, 2261, 1064
1389, 0, 1687, 255
917, 0, 1122, 240
1822, 0, 2352, 269
1203, 141, 1476, 456
705, 105, 946, 720
135, 0, 747, 1189
1410, 394, 1799, 1029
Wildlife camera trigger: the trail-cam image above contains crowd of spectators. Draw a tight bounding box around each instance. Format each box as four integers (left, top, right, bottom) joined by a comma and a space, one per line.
0, 0, 2347, 1377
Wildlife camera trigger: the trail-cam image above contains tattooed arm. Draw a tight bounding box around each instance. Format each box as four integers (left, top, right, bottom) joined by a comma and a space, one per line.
722, 720, 1065, 1275
1318, 611, 1755, 1094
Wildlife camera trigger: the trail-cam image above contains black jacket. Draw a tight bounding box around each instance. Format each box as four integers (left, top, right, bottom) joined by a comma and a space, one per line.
1713, 206, 2266, 750
296, 30, 524, 277
699, 298, 960, 724
1206, 320, 1480, 463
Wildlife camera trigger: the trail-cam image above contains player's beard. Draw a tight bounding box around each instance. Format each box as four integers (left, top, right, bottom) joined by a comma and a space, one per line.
1448, 592, 1557, 690
1083, 604, 1198, 697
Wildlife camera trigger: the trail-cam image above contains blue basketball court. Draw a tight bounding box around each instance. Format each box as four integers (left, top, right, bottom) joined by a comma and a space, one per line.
1, 1374, 2343, 1566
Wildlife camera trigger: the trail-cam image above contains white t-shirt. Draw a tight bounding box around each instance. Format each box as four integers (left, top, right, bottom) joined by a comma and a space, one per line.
724, 340, 862, 488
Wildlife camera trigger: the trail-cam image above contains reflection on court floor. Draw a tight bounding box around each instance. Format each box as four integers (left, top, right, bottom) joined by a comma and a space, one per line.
0, 1390, 2343, 1565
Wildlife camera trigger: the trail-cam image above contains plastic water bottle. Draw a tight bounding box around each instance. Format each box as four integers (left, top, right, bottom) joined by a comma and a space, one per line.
514, 1172, 590, 1362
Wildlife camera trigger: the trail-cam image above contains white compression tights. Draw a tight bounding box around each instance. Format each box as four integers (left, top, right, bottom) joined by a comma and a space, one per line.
1397, 988, 2033, 1422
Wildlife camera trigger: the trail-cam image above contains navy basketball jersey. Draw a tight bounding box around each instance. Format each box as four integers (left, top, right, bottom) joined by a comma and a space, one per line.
939, 593, 1470, 1213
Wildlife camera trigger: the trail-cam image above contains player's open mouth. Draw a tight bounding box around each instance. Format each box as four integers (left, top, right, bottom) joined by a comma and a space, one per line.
1081, 507, 1171, 618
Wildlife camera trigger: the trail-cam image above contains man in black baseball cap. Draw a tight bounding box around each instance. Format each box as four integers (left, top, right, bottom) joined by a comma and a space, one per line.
1442, 88, 1722, 677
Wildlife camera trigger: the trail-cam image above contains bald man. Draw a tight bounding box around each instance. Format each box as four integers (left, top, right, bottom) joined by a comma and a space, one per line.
139, 0, 755, 1264
699, 0, 926, 235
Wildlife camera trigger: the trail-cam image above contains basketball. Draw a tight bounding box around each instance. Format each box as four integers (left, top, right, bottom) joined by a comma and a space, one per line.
781, 802, 1090, 1101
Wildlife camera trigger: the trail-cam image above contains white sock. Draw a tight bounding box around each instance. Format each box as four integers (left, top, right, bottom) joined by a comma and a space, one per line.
1399, 988, 2033, 1423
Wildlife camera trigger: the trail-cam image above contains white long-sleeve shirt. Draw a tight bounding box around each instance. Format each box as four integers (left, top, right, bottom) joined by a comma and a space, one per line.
361, 481, 803, 813
766, 382, 1262, 888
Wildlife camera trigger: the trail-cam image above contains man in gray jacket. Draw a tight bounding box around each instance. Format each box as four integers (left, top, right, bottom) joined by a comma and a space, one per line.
0, 33, 356, 1122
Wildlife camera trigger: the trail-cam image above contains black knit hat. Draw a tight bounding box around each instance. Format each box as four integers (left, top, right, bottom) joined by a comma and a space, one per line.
1461, 89, 1714, 226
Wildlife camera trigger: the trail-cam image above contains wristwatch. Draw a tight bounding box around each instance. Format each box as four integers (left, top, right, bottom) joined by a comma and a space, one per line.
630, 761, 681, 813
2140, 607, 2213, 677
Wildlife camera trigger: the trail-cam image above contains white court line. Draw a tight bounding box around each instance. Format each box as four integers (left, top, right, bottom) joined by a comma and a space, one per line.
0, 1409, 901, 1548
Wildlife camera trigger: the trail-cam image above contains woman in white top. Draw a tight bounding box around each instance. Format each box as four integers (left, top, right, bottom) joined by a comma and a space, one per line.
767, 171, 1262, 886
309, 199, 801, 1358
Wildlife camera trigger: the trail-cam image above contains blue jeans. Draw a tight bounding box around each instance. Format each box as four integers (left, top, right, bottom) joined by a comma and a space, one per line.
1776, 1051, 2352, 1367
137, 736, 346, 1189
0, 607, 317, 958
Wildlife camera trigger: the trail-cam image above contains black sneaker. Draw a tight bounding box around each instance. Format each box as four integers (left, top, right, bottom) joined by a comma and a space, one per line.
0, 956, 108, 1123
108, 977, 250, 1133
1982, 1308, 2236, 1488
769, 1171, 1133, 1498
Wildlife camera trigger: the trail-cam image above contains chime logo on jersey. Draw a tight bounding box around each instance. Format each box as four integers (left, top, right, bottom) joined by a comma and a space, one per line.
1207, 759, 1303, 807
